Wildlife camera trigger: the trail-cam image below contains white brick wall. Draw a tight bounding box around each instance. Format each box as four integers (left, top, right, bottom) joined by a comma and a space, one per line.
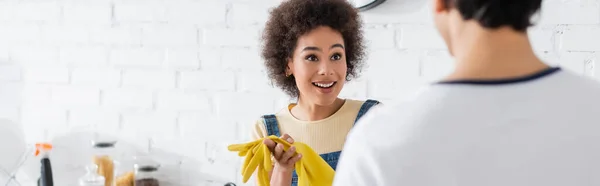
0, 0, 599, 185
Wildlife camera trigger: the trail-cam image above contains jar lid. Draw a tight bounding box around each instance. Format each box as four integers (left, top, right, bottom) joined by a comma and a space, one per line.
135, 165, 159, 172
91, 140, 117, 148
133, 155, 161, 172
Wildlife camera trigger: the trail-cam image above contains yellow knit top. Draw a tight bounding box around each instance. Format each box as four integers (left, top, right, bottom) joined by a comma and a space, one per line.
251, 99, 367, 154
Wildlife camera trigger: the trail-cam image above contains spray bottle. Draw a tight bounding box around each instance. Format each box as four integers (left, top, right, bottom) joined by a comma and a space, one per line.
35, 143, 53, 186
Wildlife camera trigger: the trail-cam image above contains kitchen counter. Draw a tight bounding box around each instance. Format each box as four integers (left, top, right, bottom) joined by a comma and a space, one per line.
6, 131, 239, 186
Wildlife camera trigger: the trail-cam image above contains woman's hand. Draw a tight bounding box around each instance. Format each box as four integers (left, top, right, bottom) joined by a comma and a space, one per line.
264, 134, 303, 173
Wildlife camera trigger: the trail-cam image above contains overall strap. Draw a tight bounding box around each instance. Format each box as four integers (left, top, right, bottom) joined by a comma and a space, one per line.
354, 99, 380, 125
262, 114, 281, 137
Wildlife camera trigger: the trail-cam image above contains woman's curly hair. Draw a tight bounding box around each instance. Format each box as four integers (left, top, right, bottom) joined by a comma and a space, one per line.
261, 0, 366, 98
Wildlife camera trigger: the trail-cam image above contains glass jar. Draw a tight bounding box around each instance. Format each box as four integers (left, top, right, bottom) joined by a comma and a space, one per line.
133, 164, 159, 186
132, 155, 160, 186
79, 164, 105, 186
91, 140, 119, 186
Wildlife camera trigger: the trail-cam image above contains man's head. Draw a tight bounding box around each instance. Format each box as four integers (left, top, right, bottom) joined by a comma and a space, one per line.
432, 0, 543, 54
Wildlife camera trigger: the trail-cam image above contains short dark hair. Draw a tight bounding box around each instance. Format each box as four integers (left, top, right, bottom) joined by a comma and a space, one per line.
443, 0, 542, 32
261, 0, 365, 97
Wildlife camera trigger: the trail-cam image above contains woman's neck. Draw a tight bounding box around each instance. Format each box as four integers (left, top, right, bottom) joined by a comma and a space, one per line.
291, 97, 345, 121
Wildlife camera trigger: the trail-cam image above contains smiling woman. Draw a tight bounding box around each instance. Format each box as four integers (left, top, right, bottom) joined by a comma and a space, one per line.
250, 0, 382, 186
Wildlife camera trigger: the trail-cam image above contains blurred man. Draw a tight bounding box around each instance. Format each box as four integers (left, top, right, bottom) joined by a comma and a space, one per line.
334, 0, 600, 185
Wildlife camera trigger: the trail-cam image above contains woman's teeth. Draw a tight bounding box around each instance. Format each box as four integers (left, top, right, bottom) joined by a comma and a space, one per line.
313, 82, 335, 88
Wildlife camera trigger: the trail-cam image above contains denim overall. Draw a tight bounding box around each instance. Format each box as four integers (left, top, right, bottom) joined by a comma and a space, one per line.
261, 99, 380, 186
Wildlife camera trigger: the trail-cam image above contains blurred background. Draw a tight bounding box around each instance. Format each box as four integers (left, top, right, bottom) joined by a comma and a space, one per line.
0, 0, 598, 185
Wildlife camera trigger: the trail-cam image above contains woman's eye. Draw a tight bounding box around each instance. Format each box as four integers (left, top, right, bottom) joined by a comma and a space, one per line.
331, 53, 342, 61
305, 55, 318, 61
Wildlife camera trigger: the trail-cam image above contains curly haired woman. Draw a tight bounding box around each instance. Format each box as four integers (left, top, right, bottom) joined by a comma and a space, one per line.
249, 0, 381, 185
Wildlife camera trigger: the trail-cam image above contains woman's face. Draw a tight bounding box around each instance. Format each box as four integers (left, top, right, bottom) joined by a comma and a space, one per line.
288, 26, 347, 106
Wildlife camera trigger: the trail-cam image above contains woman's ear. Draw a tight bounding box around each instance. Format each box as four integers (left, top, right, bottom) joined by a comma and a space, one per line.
286, 58, 293, 77
433, 0, 449, 13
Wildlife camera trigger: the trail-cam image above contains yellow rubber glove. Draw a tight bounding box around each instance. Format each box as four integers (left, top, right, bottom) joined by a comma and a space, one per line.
228, 135, 335, 186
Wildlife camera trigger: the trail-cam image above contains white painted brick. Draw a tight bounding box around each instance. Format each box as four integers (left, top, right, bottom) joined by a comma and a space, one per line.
21, 106, 67, 140
0, 107, 19, 123
365, 29, 396, 49
115, 136, 150, 157
68, 108, 120, 131
164, 1, 226, 25
142, 25, 199, 46
165, 48, 200, 69
0, 64, 21, 81
558, 52, 593, 75
198, 47, 222, 69
10, 46, 59, 66
203, 28, 260, 47
237, 119, 256, 142
0, 2, 15, 22
40, 25, 90, 45
198, 161, 239, 184
103, 89, 153, 111
560, 26, 600, 51
21, 83, 52, 106
0, 82, 22, 106
46, 126, 79, 144
230, 2, 274, 26
366, 50, 424, 99
0, 23, 41, 44
592, 54, 600, 80
179, 70, 236, 91
179, 112, 237, 142
114, 2, 165, 22
339, 77, 369, 100
213, 92, 277, 123
537, 51, 562, 66
121, 112, 178, 139
0, 46, 9, 60
147, 136, 187, 160
23, 67, 69, 84
156, 90, 211, 112
89, 26, 142, 46
220, 48, 263, 71
236, 70, 279, 93
122, 69, 176, 89
539, 0, 600, 25
60, 46, 109, 67
71, 68, 120, 88
20, 126, 47, 143
109, 48, 165, 68
584, 53, 597, 77
205, 147, 247, 170
366, 49, 421, 78
422, 51, 455, 82
274, 96, 294, 113
62, 3, 112, 24
51, 86, 100, 108
398, 26, 447, 49
370, 76, 428, 101
11, 2, 61, 22
528, 28, 555, 52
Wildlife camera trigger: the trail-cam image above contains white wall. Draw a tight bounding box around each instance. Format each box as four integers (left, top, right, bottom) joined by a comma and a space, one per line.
0, 0, 599, 184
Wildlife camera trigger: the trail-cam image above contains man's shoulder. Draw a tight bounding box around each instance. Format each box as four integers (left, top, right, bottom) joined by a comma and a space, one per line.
552, 69, 600, 87
350, 98, 422, 146
549, 70, 600, 98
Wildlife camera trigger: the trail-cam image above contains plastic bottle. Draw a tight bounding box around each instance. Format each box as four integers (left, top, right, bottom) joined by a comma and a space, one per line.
35, 143, 53, 186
